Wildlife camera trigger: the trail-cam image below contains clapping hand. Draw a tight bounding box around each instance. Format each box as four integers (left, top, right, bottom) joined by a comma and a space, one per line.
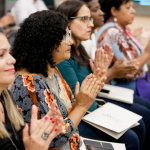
89, 44, 113, 74
111, 56, 139, 78
23, 100, 63, 150
134, 26, 150, 40
89, 47, 108, 74
103, 44, 114, 66
75, 70, 107, 111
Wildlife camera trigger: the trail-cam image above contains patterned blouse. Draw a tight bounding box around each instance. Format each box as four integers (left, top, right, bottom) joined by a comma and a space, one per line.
96, 18, 147, 84
11, 68, 81, 149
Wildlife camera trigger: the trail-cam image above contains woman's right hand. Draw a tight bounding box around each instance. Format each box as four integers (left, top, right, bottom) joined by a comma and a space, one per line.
74, 71, 106, 111
23, 100, 63, 150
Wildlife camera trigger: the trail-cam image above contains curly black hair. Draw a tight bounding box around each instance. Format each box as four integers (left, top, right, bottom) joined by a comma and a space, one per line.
11, 10, 68, 77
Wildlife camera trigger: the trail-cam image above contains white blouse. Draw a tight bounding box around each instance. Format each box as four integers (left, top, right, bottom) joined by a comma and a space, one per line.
11, 0, 48, 25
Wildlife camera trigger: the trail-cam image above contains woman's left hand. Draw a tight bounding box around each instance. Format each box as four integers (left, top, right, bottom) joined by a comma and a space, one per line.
89, 47, 107, 73
23, 100, 63, 150
103, 43, 114, 66
89, 44, 113, 74
30, 100, 63, 135
89, 44, 113, 84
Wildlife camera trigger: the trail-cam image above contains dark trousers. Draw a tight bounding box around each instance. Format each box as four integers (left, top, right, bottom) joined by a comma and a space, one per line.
78, 95, 150, 150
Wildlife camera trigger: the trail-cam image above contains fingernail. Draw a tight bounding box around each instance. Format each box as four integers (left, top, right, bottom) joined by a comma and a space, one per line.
45, 117, 48, 120
59, 125, 62, 127
56, 107, 58, 110
50, 117, 53, 120
52, 120, 55, 123
24, 124, 26, 128
55, 128, 58, 132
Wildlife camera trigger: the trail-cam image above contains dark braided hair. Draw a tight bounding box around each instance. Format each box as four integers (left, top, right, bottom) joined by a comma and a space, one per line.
11, 10, 68, 77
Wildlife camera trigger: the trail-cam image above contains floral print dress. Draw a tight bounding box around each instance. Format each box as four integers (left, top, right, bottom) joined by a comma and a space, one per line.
11, 67, 81, 150
96, 18, 147, 84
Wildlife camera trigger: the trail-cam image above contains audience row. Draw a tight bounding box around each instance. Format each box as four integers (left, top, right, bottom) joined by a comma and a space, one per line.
0, 0, 150, 150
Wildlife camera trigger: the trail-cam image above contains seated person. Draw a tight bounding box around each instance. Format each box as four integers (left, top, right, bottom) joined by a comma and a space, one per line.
56, 0, 150, 150
0, 28, 63, 150
0, 14, 18, 46
0, 14, 14, 28
97, 0, 150, 102
11, 10, 105, 150
11, 0, 48, 25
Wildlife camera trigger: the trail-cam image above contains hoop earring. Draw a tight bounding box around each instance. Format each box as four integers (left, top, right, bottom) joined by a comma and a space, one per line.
114, 17, 117, 22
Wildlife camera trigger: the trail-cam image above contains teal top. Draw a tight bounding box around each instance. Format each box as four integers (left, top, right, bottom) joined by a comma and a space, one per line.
57, 56, 98, 112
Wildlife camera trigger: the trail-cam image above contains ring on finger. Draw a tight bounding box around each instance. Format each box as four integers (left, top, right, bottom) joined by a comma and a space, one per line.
42, 131, 49, 140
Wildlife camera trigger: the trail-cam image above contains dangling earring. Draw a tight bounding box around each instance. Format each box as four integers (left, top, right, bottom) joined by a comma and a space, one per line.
114, 17, 117, 22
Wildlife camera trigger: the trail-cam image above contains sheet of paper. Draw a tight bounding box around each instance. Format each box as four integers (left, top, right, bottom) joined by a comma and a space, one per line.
82, 103, 142, 133
98, 84, 134, 104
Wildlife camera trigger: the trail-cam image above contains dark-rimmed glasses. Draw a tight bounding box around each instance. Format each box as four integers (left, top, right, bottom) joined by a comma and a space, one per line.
69, 16, 93, 24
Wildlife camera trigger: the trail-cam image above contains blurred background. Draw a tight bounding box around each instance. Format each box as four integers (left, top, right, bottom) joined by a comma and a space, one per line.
0, 0, 150, 69
0, 0, 149, 46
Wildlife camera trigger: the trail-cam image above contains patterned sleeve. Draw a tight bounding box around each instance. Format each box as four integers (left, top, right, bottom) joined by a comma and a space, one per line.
97, 27, 131, 62
63, 79, 75, 104
97, 27, 138, 83
11, 75, 75, 148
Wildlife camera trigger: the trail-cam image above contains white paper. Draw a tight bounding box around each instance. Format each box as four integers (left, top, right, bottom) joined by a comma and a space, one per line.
82, 103, 142, 134
97, 84, 134, 104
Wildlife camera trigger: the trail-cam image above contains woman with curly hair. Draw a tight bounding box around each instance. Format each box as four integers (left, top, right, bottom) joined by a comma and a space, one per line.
56, 0, 150, 150
11, 10, 106, 149
0, 28, 64, 150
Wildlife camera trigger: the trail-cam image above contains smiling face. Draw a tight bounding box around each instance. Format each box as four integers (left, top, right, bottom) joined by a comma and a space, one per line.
70, 4, 94, 43
112, 1, 135, 28
0, 33, 16, 91
52, 28, 73, 65
88, 0, 104, 29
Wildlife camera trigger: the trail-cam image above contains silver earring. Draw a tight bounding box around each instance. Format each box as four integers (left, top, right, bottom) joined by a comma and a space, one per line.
114, 17, 117, 22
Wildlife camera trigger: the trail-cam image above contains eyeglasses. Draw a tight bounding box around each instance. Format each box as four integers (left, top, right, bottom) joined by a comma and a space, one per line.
63, 30, 71, 44
69, 16, 93, 24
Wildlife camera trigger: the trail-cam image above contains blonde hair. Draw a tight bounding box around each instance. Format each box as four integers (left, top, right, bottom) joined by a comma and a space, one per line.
0, 88, 24, 138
